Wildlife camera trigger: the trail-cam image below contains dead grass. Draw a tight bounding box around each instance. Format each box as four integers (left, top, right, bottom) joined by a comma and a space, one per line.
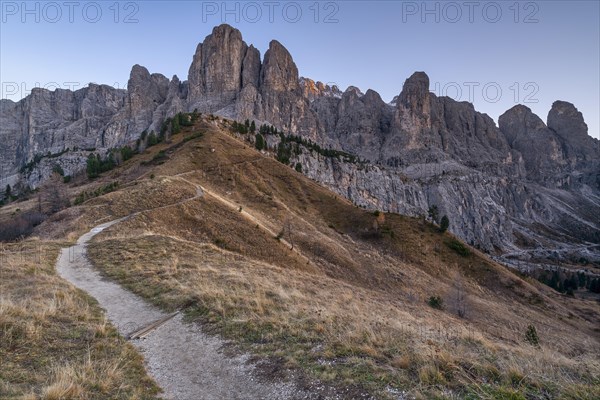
0, 241, 160, 399
6, 115, 599, 398
89, 232, 599, 398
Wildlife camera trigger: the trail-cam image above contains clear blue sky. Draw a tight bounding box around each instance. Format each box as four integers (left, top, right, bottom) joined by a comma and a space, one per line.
1, 1, 598, 138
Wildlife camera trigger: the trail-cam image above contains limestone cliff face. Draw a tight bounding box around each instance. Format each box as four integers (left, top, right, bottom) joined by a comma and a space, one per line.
185, 25, 318, 135
0, 84, 127, 188
1, 23, 598, 266
257, 40, 316, 134
0, 63, 190, 188
188, 24, 248, 112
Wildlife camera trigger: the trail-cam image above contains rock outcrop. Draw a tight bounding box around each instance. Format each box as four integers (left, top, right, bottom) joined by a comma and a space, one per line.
1, 23, 598, 268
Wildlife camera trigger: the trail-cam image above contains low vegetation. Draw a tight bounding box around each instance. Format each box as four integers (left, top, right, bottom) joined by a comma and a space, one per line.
229, 119, 361, 164
74, 181, 120, 205
446, 238, 471, 257
0, 242, 160, 399
2, 114, 598, 399
0, 210, 44, 241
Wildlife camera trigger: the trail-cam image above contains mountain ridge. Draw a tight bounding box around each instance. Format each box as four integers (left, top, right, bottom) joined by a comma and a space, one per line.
1, 23, 598, 269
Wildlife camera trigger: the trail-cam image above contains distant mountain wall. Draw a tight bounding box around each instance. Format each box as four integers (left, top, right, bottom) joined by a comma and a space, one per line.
1, 24, 598, 265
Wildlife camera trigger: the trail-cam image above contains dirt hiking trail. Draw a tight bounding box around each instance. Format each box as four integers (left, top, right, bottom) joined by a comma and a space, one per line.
56, 219, 308, 400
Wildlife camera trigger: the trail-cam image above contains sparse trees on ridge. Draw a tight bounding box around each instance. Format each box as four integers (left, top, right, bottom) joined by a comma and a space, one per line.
428, 205, 439, 224
440, 215, 449, 233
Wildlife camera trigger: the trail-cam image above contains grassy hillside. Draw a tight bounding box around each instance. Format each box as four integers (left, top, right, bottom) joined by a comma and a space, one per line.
0, 241, 160, 399
3, 115, 599, 399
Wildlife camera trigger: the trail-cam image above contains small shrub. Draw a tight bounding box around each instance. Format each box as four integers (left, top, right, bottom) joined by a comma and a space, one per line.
525, 325, 539, 347
276, 141, 291, 165
86, 152, 116, 179
120, 146, 135, 161
440, 215, 449, 232
428, 296, 444, 310
171, 114, 181, 134
147, 131, 159, 147
255, 133, 265, 151
380, 225, 394, 237
184, 131, 204, 142
446, 239, 471, 257
74, 192, 85, 205
428, 205, 440, 224
275, 229, 284, 241
149, 150, 167, 164
0, 211, 45, 241
52, 164, 65, 176
214, 238, 227, 249
74, 181, 119, 205
295, 163, 302, 173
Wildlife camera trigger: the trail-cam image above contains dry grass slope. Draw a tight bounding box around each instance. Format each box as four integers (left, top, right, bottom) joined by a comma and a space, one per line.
0, 242, 161, 399
2, 116, 599, 399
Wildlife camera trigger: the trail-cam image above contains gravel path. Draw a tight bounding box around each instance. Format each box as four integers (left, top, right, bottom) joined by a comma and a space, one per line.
56, 220, 307, 400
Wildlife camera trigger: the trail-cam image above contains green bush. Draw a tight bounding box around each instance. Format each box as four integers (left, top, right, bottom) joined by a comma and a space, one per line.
171, 114, 181, 134
428, 296, 444, 310
152, 151, 167, 162
52, 164, 65, 176
276, 140, 292, 165
147, 131, 159, 147
183, 131, 204, 142
525, 325, 539, 347
440, 215, 449, 233
86, 154, 101, 179
86, 152, 116, 179
428, 205, 439, 224
255, 133, 265, 151
295, 163, 302, 173
178, 112, 194, 127
446, 239, 471, 256
74, 181, 119, 205
120, 146, 135, 162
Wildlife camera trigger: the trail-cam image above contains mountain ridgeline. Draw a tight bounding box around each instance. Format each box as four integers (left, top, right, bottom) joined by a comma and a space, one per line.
1, 24, 598, 267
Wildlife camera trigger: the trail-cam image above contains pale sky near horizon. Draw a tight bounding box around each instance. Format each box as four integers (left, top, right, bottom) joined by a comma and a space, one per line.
1, 0, 599, 138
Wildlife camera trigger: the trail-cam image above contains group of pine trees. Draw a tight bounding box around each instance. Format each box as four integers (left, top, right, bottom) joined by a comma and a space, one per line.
86, 147, 136, 179
537, 270, 600, 295
86, 111, 201, 179
231, 119, 359, 165
231, 119, 257, 135
428, 205, 450, 233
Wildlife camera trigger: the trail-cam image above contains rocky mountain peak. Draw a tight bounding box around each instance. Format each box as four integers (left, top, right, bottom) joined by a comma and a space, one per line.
299, 78, 342, 101
187, 24, 248, 110
344, 86, 364, 98
2, 24, 598, 268
547, 101, 588, 139
398, 71, 430, 114
129, 64, 150, 80
242, 45, 261, 89
363, 89, 385, 105
260, 40, 299, 92
499, 104, 547, 145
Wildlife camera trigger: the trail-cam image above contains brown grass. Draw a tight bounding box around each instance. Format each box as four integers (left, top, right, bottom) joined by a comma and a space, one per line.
0, 241, 160, 399
4, 116, 599, 398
